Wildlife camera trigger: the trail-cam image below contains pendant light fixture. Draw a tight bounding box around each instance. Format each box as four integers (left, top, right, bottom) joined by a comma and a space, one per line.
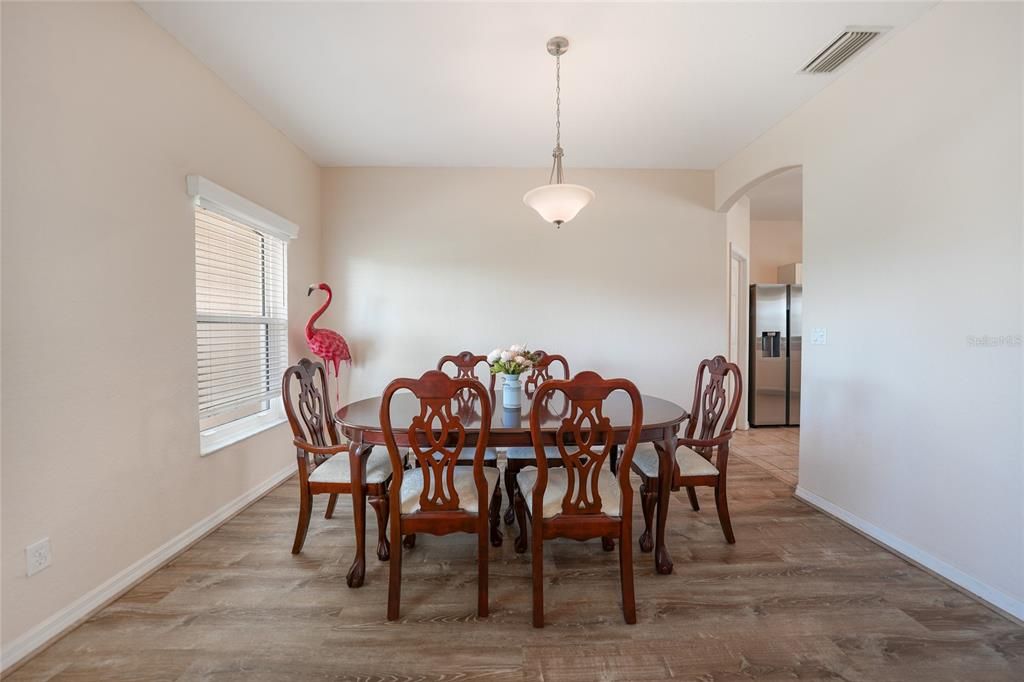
523, 36, 594, 228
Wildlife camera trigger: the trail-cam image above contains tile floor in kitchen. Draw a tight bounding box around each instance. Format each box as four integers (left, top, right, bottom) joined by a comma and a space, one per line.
731, 426, 799, 485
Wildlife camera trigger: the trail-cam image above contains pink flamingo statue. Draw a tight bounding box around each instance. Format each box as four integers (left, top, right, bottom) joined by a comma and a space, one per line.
305, 282, 352, 402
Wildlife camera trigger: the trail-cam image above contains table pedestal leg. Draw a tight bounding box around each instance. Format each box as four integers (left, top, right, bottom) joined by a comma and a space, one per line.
346, 443, 370, 588
654, 431, 677, 575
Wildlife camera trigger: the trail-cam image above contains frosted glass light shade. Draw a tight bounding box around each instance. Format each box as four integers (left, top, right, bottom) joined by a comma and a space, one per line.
523, 183, 595, 226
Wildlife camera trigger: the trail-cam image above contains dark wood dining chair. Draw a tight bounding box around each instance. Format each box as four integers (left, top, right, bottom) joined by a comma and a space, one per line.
437, 350, 496, 393
380, 370, 495, 620
504, 351, 571, 534
282, 358, 392, 588
632, 355, 743, 551
514, 371, 643, 627
437, 351, 502, 547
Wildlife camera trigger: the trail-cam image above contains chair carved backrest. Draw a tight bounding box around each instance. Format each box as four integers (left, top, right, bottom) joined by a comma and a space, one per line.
523, 351, 570, 397
381, 370, 492, 513
685, 355, 743, 457
437, 351, 495, 389
437, 351, 495, 416
282, 358, 340, 450
530, 371, 643, 516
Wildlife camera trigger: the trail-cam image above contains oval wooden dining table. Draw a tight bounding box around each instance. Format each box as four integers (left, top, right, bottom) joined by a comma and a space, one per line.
336, 389, 689, 587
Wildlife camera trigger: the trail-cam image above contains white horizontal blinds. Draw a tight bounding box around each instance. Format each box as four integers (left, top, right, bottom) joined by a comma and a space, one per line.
195, 207, 288, 421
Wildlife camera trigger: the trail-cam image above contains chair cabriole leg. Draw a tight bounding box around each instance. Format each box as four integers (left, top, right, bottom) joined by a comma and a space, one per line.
531, 523, 544, 628
686, 486, 700, 511
478, 516, 489, 618
387, 513, 402, 620
619, 520, 637, 624
292, 484, 312, 554
714, 476, 735, 544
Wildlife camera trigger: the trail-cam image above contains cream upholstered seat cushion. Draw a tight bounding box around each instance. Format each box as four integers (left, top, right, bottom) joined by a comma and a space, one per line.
516, 467, 623, 518
507, 445, 561, 460
631, 444, 719, 478
399, 466, 499, 514
308, 447, 392, 485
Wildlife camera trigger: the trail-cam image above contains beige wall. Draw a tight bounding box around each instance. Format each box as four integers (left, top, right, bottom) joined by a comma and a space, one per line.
1, 1, 321, 652
717, 2, 1023, 617
749, 220, 802, 283
6, 0, 1019, 662
320, 167, 726, 407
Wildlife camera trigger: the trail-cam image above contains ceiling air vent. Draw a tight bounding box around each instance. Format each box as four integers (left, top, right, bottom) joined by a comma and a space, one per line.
800, 27, 888, 74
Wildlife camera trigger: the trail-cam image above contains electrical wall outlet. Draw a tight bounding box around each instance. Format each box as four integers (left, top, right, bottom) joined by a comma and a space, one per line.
26, 538, 51, 577
811, 327, 828, 345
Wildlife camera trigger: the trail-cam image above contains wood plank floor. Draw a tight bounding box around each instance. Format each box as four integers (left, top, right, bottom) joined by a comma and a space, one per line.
9, 454, 1022, 681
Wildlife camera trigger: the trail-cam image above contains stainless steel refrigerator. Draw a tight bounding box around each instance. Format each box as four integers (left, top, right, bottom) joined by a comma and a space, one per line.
749, 284, 801, 426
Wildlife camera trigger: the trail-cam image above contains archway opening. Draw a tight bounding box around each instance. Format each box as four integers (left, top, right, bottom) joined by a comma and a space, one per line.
725, 165, 803, 487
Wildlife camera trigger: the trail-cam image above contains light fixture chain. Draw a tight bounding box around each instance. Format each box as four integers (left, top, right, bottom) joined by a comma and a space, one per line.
555, 53, 561, 151
551, 53, 564, 184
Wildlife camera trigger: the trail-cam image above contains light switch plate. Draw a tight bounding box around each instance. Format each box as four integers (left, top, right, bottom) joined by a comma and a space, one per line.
811, 328, 827, 345
26, 538, 51, 576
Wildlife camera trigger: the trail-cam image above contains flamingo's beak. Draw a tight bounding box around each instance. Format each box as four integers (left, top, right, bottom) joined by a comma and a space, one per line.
306, 285, 315, 296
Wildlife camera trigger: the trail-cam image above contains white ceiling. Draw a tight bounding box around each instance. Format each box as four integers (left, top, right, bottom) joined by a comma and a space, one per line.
748, 168, 803, 221
140, 2, 934, 169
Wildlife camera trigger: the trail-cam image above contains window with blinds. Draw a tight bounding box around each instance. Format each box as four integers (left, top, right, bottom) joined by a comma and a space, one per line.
195, 207, 288, 432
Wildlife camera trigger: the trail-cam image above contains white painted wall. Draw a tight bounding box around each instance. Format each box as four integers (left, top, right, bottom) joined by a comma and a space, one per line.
717, 2, 1023, 617
1, 1, 322, 659
750, 220, 802, 284
320, 168, 726, 408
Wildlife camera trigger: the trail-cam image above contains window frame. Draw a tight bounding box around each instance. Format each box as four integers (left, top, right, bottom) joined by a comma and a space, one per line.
187, 175, 299, 455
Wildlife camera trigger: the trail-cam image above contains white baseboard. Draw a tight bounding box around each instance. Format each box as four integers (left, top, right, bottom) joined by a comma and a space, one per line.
0, 464, 295, 674
794, 486, 1024, 623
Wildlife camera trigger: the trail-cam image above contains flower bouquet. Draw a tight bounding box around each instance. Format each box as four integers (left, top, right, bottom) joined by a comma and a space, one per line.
486, 344, 539, 408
